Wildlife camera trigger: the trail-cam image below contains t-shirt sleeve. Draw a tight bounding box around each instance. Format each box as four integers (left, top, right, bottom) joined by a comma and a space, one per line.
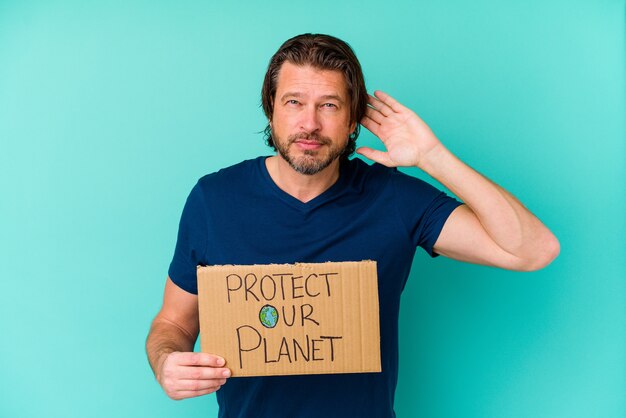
167, 181, 208, 294
391, 170, 464, 258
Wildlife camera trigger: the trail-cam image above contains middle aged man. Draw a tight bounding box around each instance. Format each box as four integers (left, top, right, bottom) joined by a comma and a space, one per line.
146, 33, 560, 418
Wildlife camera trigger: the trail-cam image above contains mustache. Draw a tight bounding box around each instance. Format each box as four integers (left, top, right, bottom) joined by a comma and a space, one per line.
287, 133, 332, 145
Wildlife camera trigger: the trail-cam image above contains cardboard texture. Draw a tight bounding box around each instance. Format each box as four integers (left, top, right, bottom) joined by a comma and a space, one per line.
197, 261, 381, 377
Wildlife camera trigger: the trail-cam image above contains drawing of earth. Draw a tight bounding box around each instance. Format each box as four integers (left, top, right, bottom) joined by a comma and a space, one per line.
259, 304, 278, 328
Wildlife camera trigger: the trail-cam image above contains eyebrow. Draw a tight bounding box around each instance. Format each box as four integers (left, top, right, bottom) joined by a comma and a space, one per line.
280, 92, 345, 103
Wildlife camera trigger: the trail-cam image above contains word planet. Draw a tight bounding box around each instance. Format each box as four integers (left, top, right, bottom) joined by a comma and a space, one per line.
259, 304, 278, 328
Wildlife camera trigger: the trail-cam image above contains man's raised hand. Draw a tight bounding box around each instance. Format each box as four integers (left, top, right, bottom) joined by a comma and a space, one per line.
357, 90, 443, 169
157, 352, 230, 400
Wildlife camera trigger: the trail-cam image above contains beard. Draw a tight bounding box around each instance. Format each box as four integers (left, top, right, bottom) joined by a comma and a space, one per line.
273, 131, 347, 175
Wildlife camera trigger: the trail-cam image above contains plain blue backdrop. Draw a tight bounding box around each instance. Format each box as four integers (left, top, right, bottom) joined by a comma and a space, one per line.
0, 1, 624, 417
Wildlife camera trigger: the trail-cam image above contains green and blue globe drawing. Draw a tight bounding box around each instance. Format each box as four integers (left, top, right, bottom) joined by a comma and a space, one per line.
259, 304, 278, 328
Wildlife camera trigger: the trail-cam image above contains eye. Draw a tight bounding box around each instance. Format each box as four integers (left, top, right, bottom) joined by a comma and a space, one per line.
322, 103, 337, 108
286, 99, 299, 105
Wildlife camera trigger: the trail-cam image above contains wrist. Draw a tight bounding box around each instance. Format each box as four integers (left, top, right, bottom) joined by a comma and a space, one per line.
155, 350, 175, 382
417, 143, 449, 176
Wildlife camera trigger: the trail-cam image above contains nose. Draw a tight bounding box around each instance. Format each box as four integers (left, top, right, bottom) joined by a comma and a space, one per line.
299, 105, 322, 133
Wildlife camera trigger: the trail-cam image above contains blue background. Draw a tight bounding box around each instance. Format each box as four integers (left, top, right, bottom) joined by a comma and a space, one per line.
1, 1, 624, 417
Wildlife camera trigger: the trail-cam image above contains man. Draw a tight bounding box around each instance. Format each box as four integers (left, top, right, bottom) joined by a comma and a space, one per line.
146, 33, 559, 417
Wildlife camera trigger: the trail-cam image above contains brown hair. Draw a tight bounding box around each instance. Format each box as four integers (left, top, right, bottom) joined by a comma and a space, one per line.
261, 33, 367, 160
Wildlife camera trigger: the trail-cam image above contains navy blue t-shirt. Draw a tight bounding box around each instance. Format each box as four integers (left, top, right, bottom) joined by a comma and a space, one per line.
168, 156, 463, 418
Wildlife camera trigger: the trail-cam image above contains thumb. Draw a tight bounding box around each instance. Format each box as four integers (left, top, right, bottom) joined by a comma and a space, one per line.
356, 147, 395, 167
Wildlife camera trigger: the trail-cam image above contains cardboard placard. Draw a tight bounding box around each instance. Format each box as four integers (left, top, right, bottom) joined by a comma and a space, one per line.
197, 261, 381, 377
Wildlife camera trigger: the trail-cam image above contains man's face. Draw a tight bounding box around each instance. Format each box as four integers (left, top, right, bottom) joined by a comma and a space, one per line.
271, 62, 356, 175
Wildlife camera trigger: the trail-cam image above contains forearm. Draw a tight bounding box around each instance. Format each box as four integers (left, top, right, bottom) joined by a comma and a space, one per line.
146, 317, 197, 380
421, 143, 559, 266
359, 90, 559, 269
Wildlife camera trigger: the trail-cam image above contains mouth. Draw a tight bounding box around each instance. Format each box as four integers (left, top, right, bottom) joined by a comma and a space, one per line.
294, 139, 324, 151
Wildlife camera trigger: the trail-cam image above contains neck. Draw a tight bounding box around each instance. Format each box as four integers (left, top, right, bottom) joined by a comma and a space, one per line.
265, 155, 341, 203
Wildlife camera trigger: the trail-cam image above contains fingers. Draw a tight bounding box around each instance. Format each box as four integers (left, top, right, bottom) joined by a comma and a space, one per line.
176, 365, 231, 380
163, 376, 227, 400
355, 147, 395, 167
360, 115, 381, 137
171, 352, 226, 367
175, 378, 228, 391
368, 94, 394, 117
171, 386, 223, 401
365, 90, 408, 126
159, 352, 231, 401
373, 90, 406, 113
364, 106, 385, 125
